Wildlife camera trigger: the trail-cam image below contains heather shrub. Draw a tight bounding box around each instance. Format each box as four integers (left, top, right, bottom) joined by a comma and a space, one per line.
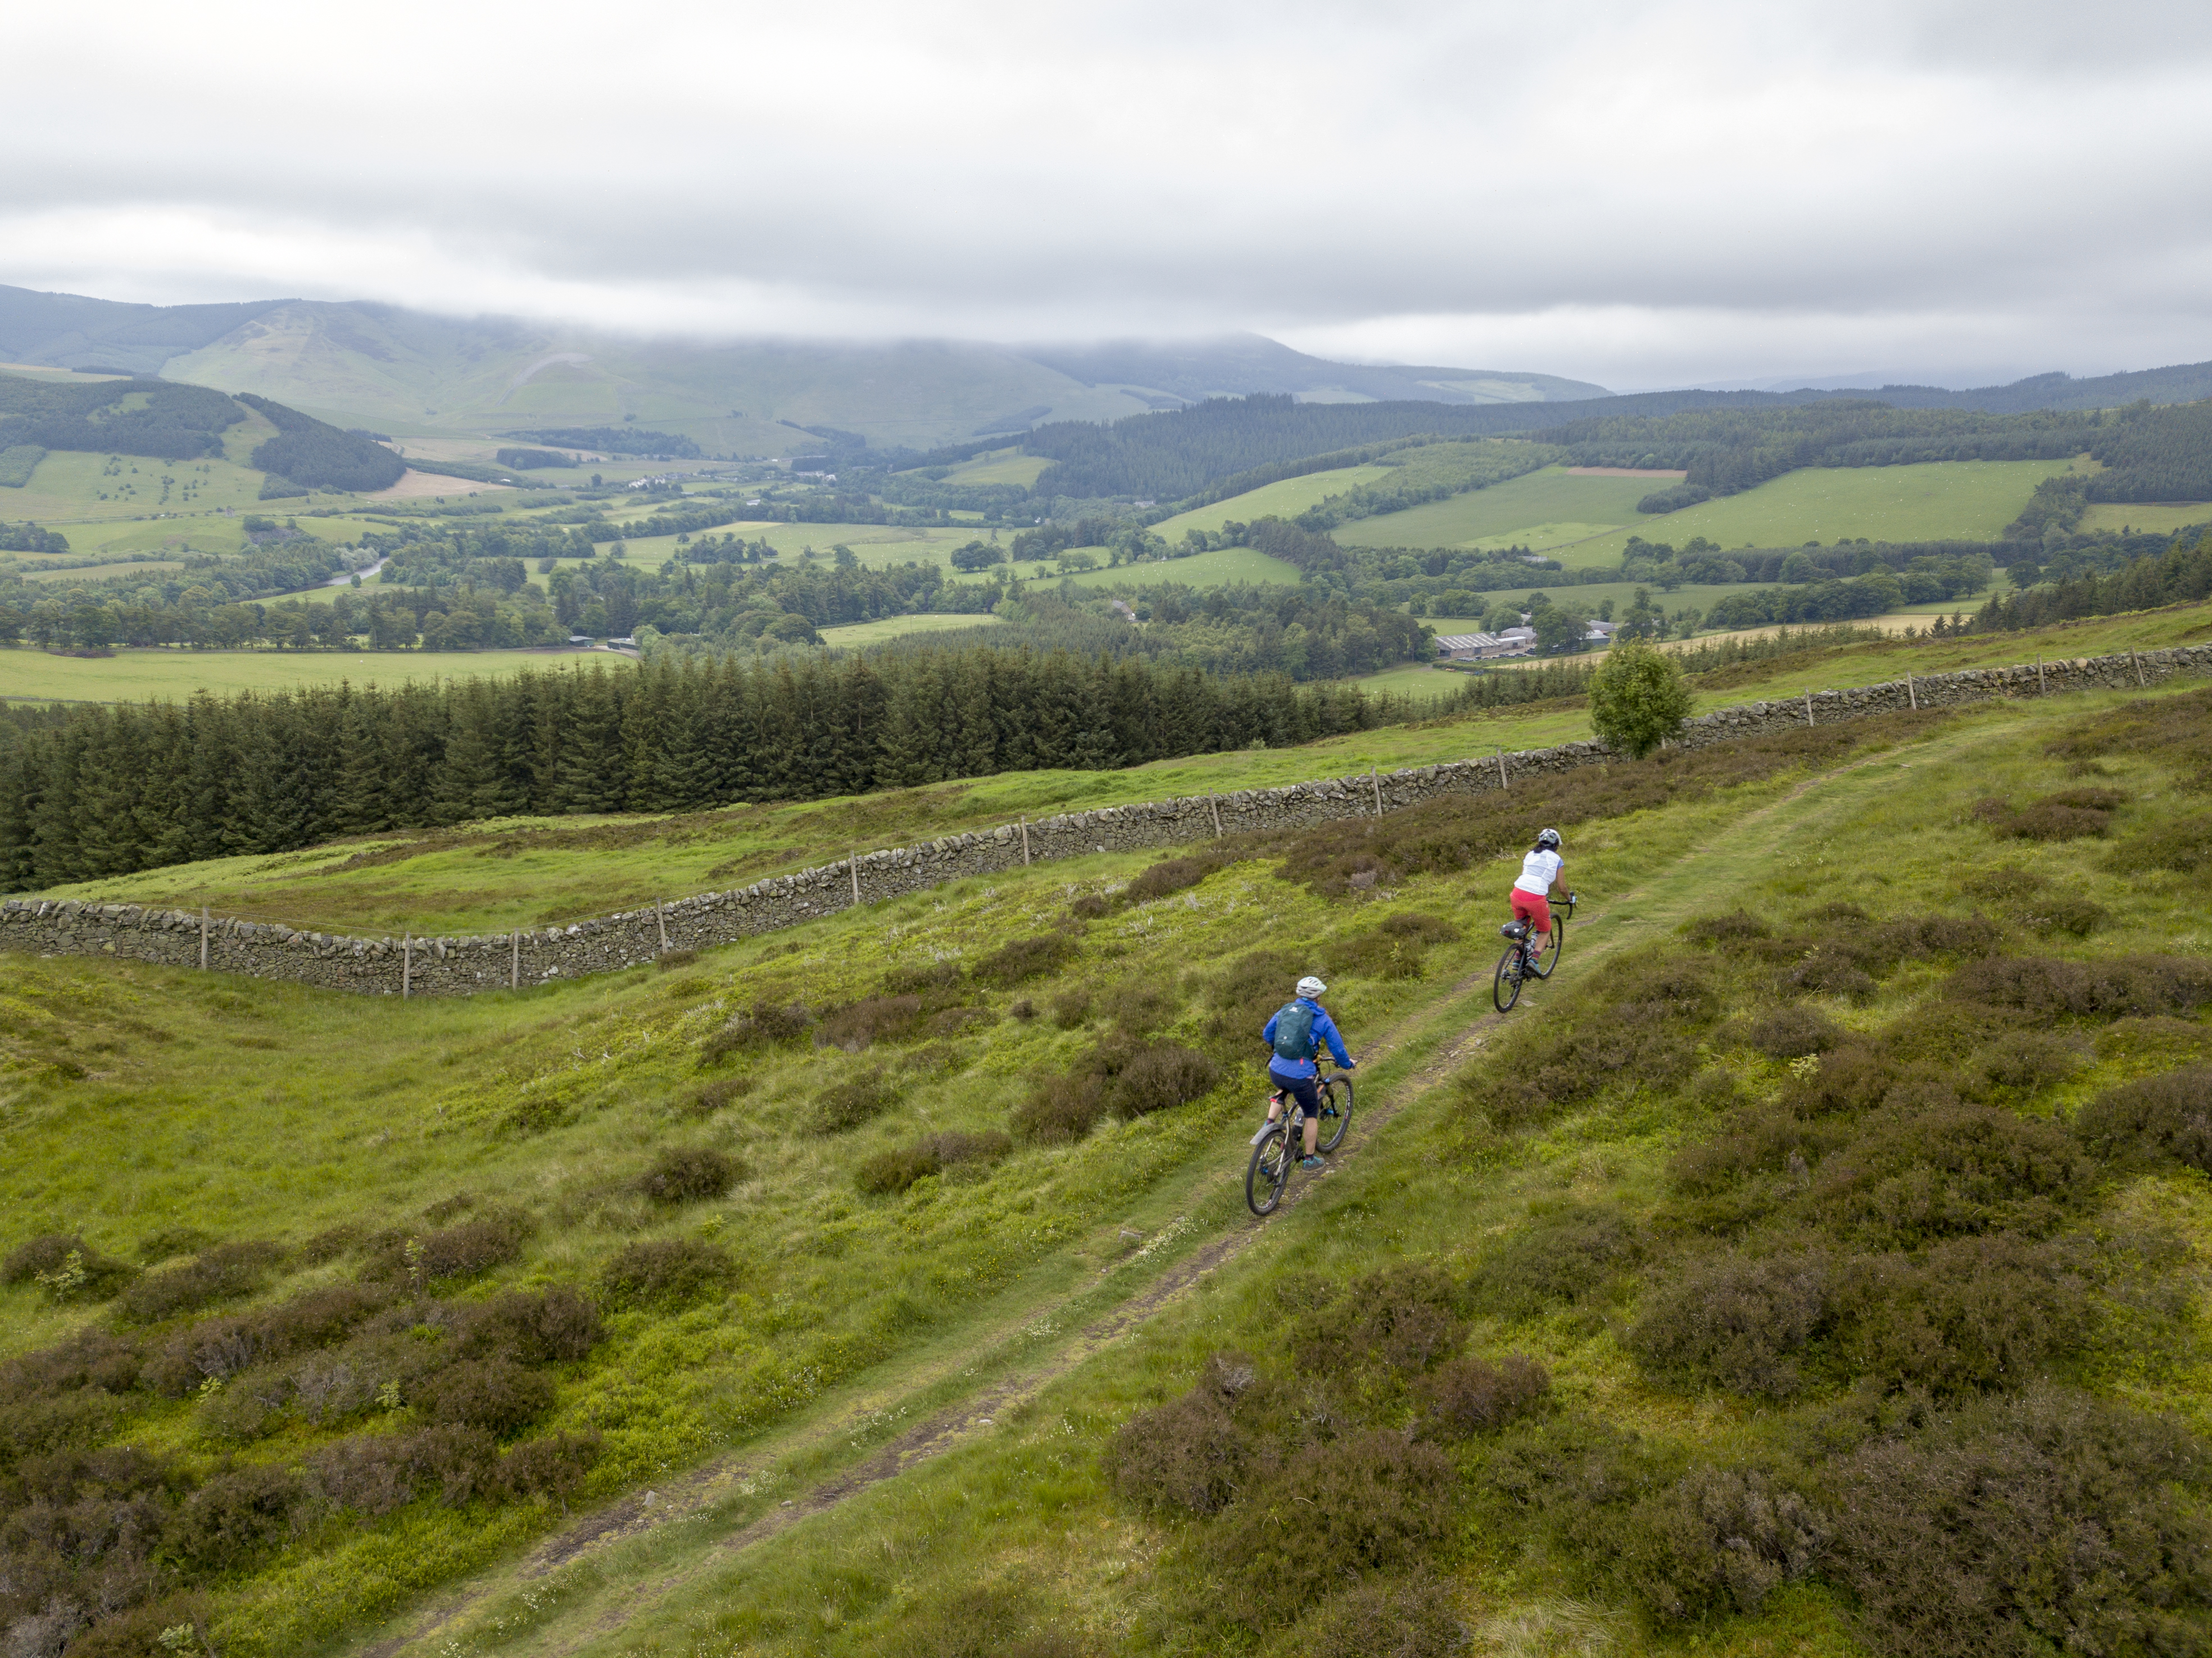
1285, 1573, 1467, 1658
1107, 1359, 1273, 1516
2074, 1064, 2212, 1170
1825, 1385, 2212, 1658
1413, 1354, 1549, 1440
1294, 1263, 1465, 1378
57, 1596, 212, 1658
402, 1211, 532, 1283
699, 1000, 812, 1063
1331, 914, 1456, 981
1833, 1234, 2098, 1396
1949, 953, 2212, 1018
970, 932, 1076, 987
1098, 976, 1175, 1036
1734, 1004, 1846, 1059
1011, 1076, 1104, 1144
143, 1282, 393, 1394
1614, 1466, 1826, 1623
118, 1240, 282, 1324
1203, 948, 1306, 1050
2018, 893, 2109, 936
883, 1580, 1084, 1658
163, 1463, 302, 1573
1628, 1253, 1832, 1398
1798, 1101, 2092, 1248
1971, 1030, 2088, 1095
635, 1145, 744, 1203
2126, 810, 2212, 876
1466, 950, 1719, 1127
856, 1141, 941, 1197
0, 1393, 117, 1474
1683, 908, 1771, 941
0, 1233, 137, 1303
415, 1358, 555, 1438
685, 1074, 755, 1115
466, 1286, 602, 1366
1107, 1043, 1221, 1117
1475, 1207, 1643, 1317
597, 1238, 733, 1309
1975, 788, 2125, 841
1781, 950, 1878, 1001
0, 1328, 142, 1406
655, 948, 698, 969
1048, 986, 1093, 1027
811, 1068, 896, 1134
1125, 855, 1217, 902
491, 1429, 601, 1505
1196, 1430, 1457, 1629
818, 993, 929, 1050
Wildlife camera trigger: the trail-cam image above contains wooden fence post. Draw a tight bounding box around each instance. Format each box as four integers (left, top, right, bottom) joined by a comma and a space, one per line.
402, 932, 411, 999
1906, 672, 1917, 710
2131, 647, 2146, 687
2037, 656, 2047, 695
1803, 691, 1815, 726
1495, 749, 1508, 790
1371, 767, 1383, 817
199, 905, 208, 970
849, 853, 861, 907
1208, 793, 1222, 836
656, 899, 669, 949
511, 930, 519, 989
1019, 819, 1031, 866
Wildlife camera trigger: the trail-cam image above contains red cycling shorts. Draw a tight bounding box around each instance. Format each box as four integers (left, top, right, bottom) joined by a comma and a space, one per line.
1510, 888, 1551, 935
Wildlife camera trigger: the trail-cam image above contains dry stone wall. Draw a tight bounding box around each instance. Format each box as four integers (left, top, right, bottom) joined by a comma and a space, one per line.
6, 643, 2207, 996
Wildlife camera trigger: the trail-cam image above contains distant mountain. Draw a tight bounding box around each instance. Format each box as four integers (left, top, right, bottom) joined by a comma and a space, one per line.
0, 287, 1610, 453
3, 283, 2207, 454
0, 286, 289, 377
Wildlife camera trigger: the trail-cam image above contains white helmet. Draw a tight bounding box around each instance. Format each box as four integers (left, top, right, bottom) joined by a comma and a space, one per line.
1296, 976, 1327, 996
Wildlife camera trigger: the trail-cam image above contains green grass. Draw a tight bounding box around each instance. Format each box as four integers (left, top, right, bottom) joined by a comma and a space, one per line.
2078, 502, 2212, 536
816, 612, 1005, 648
0, 645, 629, 705
1554, 459, 2069, 568
1148, 464, 1397, 540
0, 449, 274, 523
1332, 465, 1662, 552
1334, 460, 2068, 569
940, 449, 1052, 488
12, 662, 2199, 1656
1054, 544, 1302, 589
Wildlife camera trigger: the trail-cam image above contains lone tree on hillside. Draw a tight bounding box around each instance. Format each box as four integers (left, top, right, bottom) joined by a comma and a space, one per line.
1589, 639, 1694, 759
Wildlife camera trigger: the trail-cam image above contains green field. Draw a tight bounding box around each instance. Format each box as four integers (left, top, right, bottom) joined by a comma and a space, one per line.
0, 449, 274, 523
1148, 464, 1396, 539
8, 632, 2209, 1657
1059, 543, 1302, 588
816, 612, 1005, 648
940, 449, 1053, 488
0, 645, 630, 705
2078, 501, 2212, 536
1331, 465, 1662, 552
1331, 460, 2066, 567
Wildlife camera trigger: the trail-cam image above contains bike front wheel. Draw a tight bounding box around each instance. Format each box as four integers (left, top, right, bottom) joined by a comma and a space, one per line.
1246, 1123, 1293, 1215
1316, 1076, 1353, 1153
1493, 946, 1525, 1012
1532, 920, 1563, 978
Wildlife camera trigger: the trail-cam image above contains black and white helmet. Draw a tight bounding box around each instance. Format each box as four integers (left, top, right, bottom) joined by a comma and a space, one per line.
1536, 828, 1561, 850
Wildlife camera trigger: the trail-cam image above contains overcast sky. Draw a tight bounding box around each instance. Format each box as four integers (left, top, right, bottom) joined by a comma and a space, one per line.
5, 0, 2209, 388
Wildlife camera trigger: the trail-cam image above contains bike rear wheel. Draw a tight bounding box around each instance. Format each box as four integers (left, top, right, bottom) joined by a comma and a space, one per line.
1493, 946, 1525, 1012
1316, 1076, 1352, 1153
1246, 1123, 1293, 1215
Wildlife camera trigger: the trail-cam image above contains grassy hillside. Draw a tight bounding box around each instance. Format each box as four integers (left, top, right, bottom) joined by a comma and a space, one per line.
32, 600, 2212, 933
1331, 465, 1665, 553
1149, 465, 1397, 539
5, 646, 2208, 1658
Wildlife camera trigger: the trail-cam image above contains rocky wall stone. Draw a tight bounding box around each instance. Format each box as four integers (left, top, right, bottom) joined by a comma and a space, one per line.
5, 642, 2206, 995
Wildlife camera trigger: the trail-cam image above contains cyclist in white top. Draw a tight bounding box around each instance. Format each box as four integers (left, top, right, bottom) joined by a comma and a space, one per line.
1510, 827, 1568, 944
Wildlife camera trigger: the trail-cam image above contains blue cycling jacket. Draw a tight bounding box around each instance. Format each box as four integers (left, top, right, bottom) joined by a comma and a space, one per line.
1262, 997, 1352, 1079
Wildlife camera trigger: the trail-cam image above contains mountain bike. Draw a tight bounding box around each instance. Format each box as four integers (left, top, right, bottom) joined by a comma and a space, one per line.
1493, 892, 1576, 1013
1246, 1063, 1353, 1216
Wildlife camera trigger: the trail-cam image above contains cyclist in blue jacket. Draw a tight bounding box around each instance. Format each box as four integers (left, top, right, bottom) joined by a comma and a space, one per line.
1261, 975, 1355, 1170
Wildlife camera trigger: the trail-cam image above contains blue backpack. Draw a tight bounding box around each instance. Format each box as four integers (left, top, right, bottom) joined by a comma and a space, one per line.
1271, 1000, 1317, 1063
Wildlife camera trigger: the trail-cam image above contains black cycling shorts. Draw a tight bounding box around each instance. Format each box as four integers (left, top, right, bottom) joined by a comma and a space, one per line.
1268, 1066, 1321, 1117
